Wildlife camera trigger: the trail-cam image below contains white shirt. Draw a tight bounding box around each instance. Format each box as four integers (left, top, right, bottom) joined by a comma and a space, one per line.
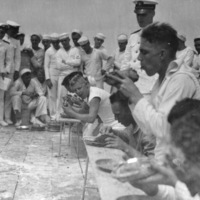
120, 30, 157, 94
88, 87, 124, 129
176, 46, 194, 67
56, 47, 81, 76
44, 46, 59, 80
154, 181, 199, 200
113, 49, 125, 69
129, 60, 200, 161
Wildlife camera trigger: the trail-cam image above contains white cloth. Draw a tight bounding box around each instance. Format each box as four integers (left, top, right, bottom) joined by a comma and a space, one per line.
81, 48, 109, 88
113, 49, 125, 69
44, 46, 59, 117
88, 87, 125, 129
129, 60, 200, 161
120, 30, 157, 95
176, 46, 194, 67
154, 181, 199, 200
56, 47, 81, 117
192, 52, 200, 71
10, 78, 47, 117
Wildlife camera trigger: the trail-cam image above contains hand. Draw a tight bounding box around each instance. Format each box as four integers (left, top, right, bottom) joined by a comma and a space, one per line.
62, 104, 73, 116
131, 160, 178, 187
13, 71, 19, 81
99, 125, 112, 135
46, 79, 53, 89
105, 134, 128, 151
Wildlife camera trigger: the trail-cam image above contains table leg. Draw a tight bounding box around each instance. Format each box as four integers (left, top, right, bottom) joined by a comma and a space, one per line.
81, 156, 89, 200
76, 122, 80, 158
58, 123, 63, 156
68, 122, 72, 145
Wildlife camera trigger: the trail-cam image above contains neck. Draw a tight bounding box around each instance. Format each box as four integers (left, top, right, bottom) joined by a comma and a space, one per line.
64, 45, 71, 51
87, 47, 93, 54
32, 46, 40, 51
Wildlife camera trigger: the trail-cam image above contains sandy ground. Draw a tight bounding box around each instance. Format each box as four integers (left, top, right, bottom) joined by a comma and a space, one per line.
0, 125, 100, 200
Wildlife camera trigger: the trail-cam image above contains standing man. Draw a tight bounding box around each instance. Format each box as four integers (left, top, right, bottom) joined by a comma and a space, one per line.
71, 29, 82, 51
4, 20, 21, 125
0, 23, 12, 126
56, 33, 81, 118
78, 36, 114, 88
192, 36, 200, 71
93, 33, 106, 51
113, 34, 128, 69
176, 34, 194, 67
44, 33, 60, 120
42, 34, 51, 52
120, 0, 158, 97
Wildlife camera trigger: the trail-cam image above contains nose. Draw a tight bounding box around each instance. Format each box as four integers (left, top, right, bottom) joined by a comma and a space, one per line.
137, 52, 142, 61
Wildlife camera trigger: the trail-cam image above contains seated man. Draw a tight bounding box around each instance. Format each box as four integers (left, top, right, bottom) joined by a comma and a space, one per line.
10, 68, 49, 126
104, 91, 155, 157
128, 99, 200, 199
62, 72, 125, 130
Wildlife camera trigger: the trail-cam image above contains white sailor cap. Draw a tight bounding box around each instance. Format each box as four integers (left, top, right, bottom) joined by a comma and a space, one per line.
133, 0, 158, 14
20, 68, 31, 77
42, 34, 51, 40
78, 36, 89, 45
6, 20, 20, 27
59, 33, 70, 40
117, 34, 128, 42
50, 33, 60, 41
0, 23, 7, 27
72, 29, 83, 36
95, 33, 106, 41
177, 34, 186, 42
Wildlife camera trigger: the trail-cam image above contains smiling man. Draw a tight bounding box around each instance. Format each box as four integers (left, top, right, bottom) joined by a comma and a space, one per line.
117, 22, 200, 162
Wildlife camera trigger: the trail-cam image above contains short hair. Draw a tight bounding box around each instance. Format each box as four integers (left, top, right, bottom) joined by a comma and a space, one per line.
109, 91, 128, 106
171, 110, 200, 162
31, 34, 41, 42
62, 71, 83, 88
141, 22, 179, 57
168, 98, 200, 124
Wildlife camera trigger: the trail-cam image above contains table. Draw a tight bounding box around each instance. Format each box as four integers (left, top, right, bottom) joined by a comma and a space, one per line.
82, 143, 154, 200
57, 118, 81, 157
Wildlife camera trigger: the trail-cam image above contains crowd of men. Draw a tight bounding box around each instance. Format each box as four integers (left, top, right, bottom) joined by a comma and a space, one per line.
0, 0, 200, 199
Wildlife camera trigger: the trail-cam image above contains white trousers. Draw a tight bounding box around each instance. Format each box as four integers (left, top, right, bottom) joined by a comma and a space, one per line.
0, 89, 5, 121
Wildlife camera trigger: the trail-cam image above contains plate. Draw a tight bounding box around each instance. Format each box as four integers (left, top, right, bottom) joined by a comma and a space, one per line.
95, 159, 119, 173
16, 125, 29, 130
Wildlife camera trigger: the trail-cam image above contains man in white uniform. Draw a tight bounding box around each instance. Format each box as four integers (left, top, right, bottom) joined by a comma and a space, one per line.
116, 22, 200, 162
120, 0, 158, 96
44, 33, 60, 120
93, 33, 106, 52
4, 20, 21, 124
192, 36, 200, 72
113, 34, 128, 69
42, 34, 51, 52
176, 34, 194, 67
10, 69, 48, 126
56, 33, 81, 118
78, 36, 114, 88
0, 23, 12, 126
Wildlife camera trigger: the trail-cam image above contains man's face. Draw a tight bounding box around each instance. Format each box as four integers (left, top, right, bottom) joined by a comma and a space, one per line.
71, 78, 89, 99
37, 71, 45, 83
21, 72, 31, 85
31, 35, 40, 49
72, 33, 81, 47
18, 35, 25, 45
194, 40, 200, 54
136, 11, 154, 28
111, 102, 133, 127
7, 27, 19, 38
138, 38, 162, 76
94, 37, 104, 49
118, 41, 128, 52
80, 42, 90, 54
60, 38, 70, 49
51, 40, 60, 50
0, 28, 5, 40
42, 39, 51, 50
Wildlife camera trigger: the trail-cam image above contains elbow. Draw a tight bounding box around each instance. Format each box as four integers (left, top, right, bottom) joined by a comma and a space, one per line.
87, 116, 96, 123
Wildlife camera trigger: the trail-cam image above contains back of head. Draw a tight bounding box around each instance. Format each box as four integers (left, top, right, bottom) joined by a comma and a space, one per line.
141, 22, 179, 57
171, 110, 200, 162
168, 98, 200, 124
109, 91, 128, 106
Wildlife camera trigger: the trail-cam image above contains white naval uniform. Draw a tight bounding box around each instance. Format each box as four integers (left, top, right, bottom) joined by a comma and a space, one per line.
0, 40, 12, 122
3, 34, 21, 121
44, 46, 59, 119
176, 46, 194, 67
129, 60, 200, 161
120, 30, 157, 96
113, 49, 126, 69
56, 47, 81, 117
10, 78, 48, 118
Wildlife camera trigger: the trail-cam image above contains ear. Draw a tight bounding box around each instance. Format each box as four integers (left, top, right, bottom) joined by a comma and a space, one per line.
160, 49, 167, 60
